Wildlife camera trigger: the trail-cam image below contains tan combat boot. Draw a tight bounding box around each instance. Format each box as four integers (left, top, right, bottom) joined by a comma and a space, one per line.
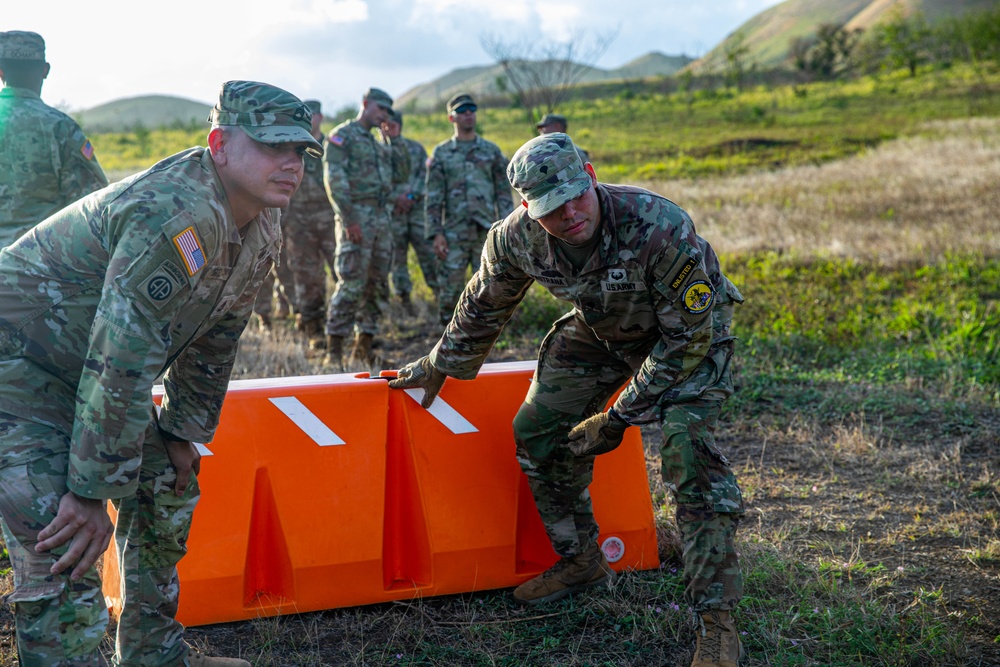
512, 542, 615, 606
691, 609, 744, 667
323, 335, 345, 372
185, 649, 250, 666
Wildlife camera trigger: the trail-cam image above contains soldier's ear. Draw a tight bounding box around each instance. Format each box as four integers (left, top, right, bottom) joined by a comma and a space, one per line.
208, 127, 228, 165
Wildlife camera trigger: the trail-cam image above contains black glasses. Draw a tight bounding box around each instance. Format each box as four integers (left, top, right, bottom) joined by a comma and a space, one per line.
454, 104, 477, 114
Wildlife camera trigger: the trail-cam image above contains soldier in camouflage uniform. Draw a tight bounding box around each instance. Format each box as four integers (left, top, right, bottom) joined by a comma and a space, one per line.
321, 87, 410, 370
424, 93, 513, 326
251, 213, 297, 329
0, 31, 108, 248
274, 99, 338, 347
391, 133, 747, 667
536, 113, 591, 164
381, 109, 438, 307
0, 80, 321, 667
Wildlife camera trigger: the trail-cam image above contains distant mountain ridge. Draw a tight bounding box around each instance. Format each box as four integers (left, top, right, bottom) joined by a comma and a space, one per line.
396, 51, 692, 112
77, 95, 212, 133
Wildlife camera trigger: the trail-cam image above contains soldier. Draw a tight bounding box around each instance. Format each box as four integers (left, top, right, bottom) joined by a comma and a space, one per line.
321, 87, 410, 370
381, 108, 438, 309
281, 99, 338, 348
425, 92, 513, 326
0, 30, 108, 248
251, 220, 297, 329
0, 80, 322, 667
536, 113, 591, 164
390, 133, 747, 667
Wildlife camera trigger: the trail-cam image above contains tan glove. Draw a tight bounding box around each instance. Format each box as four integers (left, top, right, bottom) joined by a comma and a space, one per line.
387, 355, 447, 408
566, 409, 629, 457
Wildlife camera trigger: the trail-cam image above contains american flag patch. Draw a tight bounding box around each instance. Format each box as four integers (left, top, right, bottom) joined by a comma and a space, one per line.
81, 140, 94, 160
330, 134, 345, 146
173, 227, 206, 276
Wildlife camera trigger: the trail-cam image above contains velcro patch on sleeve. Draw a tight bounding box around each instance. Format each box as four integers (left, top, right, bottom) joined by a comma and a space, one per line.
681, 280, 715, 314
173, 227, 206, 276
668, 256, 699, 291
330, 135, 345, 146
138, 260, 187, 310
80, 139, 95, 160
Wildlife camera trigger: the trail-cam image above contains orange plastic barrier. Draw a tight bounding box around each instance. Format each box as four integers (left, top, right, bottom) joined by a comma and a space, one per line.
102, 361, 659, 626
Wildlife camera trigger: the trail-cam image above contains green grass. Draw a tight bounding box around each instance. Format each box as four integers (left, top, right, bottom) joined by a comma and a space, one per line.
91, 63, 1000, 183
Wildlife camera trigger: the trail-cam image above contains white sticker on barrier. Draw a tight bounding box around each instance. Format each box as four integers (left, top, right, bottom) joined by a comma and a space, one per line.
403, 389, 479, 434
268, 396, 346, 446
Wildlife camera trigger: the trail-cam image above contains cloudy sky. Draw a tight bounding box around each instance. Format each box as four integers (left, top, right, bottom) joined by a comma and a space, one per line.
7, 0, 784, 113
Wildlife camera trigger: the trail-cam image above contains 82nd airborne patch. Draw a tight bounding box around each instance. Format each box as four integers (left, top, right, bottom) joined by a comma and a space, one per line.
682, 280, 714, 314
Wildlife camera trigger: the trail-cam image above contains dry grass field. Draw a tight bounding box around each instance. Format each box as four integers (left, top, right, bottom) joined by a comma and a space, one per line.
1, 118, 997, 666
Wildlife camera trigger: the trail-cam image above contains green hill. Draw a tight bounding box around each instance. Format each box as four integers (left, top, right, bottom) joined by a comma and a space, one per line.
76, 94, 212, 133
395, 51, 692, 112
688, 0, 999, 73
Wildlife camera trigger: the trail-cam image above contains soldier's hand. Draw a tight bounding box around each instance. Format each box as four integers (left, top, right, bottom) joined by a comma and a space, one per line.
165, 439, 201, 497
346, 223, 363, 244
433, 234, 448, 260
388, 355, 447, 408
566, 410, 629, 457
394, 193, 415, 215
36, 492, 114, 581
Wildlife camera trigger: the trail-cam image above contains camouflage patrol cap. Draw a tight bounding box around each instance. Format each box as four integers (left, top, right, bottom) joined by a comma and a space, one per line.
536, 113, 567, 129
208, 80, 323, 158
386, 108, 403, 125
0, 31, 45, 61
447, 93, 476, 114
507, 133, 592, 219
363, 87, 394, 109
304, 99, 322, 114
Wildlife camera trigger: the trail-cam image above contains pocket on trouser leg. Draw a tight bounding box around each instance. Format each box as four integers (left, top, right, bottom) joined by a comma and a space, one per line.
0, 462, 108, 664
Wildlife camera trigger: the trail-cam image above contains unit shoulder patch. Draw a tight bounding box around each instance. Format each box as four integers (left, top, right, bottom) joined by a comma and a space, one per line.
681, 280, 714, 314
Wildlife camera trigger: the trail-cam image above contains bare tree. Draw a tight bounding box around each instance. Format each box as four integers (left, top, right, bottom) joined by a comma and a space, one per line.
480, 28, 619, 126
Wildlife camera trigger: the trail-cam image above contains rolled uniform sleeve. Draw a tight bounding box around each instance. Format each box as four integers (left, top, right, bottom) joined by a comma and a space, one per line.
69, 214, 215, 499
611, 249, 717, 424
323, 129, 354, 225
429, 225, 534, 378
424, 151, 446, 239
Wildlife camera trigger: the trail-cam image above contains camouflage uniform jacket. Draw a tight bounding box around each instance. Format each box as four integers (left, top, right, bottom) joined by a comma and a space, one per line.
390, 136, 428, 203
323, 119, 410, 226
0, 147, 279, 499
424, 135, 513, 238
294, 135, 331, 208
0, 85, 108, 247
429, 183, 744, 424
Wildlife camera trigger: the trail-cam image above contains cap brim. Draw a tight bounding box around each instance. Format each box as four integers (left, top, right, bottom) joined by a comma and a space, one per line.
241, 125, 324, 158
526, 168, 592, 219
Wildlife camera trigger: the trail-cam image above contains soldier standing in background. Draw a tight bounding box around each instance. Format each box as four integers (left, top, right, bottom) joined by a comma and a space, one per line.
391, 133, 747, 667
321, 87, 409, 371
0, 31, 108, 248
282, 99, 338, 349
381, 108, 438, 309
0, 80, 321, 667
536, 112, 591, 164
425, 93, 513, 326
251, 220, 297, 329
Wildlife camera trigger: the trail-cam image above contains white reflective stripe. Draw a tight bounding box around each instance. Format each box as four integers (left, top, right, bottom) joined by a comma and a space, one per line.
404, 389, 479, 434
268, 396, 346, 446
153, 403, 214, 456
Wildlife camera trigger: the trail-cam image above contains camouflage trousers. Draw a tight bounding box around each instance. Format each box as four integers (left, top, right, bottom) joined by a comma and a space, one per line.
510, 313, 745, 613
435, 223, 490, 325
284, 204, 337, 323
389, 206, 438, 298
325, 204, 392, 338
0, 415, 199, 666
